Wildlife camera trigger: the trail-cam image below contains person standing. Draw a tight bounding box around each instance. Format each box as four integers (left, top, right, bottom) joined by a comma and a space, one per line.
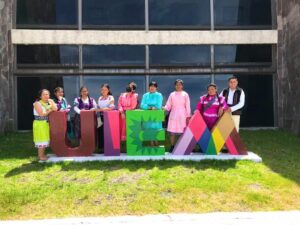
140, 81, 163, 146
164, 79, 191, 152
96, 84, 115, 149
33, 89, 57, 161
53, 87, 73, 138
118, 82, 138, 141
196, 83, 228, 130
73, 86, 97, 140
220, 76, 245, 132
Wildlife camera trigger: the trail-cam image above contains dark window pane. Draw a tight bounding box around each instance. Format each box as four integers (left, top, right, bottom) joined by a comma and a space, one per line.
83, 0, 144, 28
149, 75, 211, 108
215, 74, 274, 127
83, 45, 145, 67
214, 0, 272, 28
17, 0, 77, 26
149, 0, 210, 28
215, 45, 272, 65
82, 76, 146, 103
150, 45, 211, 67
17, 76, 80, 130
17, 45, 79, 67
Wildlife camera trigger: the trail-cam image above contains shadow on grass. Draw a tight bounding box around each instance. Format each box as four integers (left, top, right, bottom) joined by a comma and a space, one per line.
5, 159, 238, 178
3, 130, 300, 185
240, 129, 300, 185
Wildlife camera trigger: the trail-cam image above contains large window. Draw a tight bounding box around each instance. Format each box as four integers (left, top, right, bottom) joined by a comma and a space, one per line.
149, 0, 210, 29
17, 45, 79, 68
215, 74, 274, 127
82, 0, 145, 29
17, 74, 274, 129
83, 45, 145, 68
214, 45, 272, 67
17, 76, 80, 130
150, 45, 211, 67
214, 0, 272, 29
16, 0, 273, 30
17, 0, 78, 28
82, 76, 146, 103
149, 75, 211, 108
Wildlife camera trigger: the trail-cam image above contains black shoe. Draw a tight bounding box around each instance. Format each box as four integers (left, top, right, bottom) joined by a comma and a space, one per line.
169, 145, 175, 152
221, 148, 228, 153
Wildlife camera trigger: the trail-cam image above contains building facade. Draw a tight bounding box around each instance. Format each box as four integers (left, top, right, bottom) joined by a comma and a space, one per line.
0, 0, 299, 134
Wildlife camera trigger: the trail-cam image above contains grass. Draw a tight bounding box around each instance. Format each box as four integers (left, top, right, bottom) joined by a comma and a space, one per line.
0, 130, 300, 220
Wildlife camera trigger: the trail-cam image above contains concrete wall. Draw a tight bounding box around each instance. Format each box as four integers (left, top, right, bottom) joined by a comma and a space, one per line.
11, 30, 278, 45
0, 0, 14, 133
277, 0, 300, 135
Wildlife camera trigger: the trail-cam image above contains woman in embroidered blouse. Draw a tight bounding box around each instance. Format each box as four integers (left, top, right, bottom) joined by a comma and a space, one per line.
96, 84, 115, 149
118, 82, 138, 141
53, 87, 71, 111
33, 89, 57, 161
53, 87, 73, 138
140, 81, 163, 146
164, 79, 191, 152
195, 83, 228, 130
73, 86, 97, 140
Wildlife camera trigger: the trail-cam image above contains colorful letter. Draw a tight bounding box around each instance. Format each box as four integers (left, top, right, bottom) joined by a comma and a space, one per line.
172, 111, 247, 155
103, 111, 121, 156
49, 111, 97, 156
126, 110, 165, 156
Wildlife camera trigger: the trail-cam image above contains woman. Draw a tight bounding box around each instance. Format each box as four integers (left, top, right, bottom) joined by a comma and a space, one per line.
195, 83, 228, 130
140, 81, 163, 146
164, 79, 191, 152
73, 86, 97, 140
96, 84, 115, 149
118, 82, 138, 141
53, 87, 73, 138
33, 89, 57, 161
53, 87, 71, 111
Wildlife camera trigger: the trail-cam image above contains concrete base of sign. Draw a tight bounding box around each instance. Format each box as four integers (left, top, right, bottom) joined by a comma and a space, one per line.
43, 152, 262, 163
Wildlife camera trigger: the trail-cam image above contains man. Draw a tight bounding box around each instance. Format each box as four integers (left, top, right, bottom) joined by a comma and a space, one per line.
220, 76, 245, 132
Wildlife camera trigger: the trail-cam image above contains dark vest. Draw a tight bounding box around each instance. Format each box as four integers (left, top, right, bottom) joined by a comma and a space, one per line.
222, 88, 243, 115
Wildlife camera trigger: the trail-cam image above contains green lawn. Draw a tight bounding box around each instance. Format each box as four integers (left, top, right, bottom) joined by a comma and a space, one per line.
0, 130, 300, 220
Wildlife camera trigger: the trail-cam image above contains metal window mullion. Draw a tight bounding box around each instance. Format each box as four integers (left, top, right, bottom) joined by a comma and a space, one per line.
145, 45, 150, 87
145, 0, 149, 31
210, 0, 214, 31
78, 0, 83, 86
210, 0, 215, 83
145, 0, 150, 89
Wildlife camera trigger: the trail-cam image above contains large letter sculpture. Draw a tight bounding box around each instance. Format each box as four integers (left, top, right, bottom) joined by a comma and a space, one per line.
172, 111, 247, 155
126, 110, 165, 156
49, 111, 97, 156
103, 111, 121, 156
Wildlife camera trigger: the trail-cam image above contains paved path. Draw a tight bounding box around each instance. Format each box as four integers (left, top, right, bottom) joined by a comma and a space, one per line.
1, 211, 300, 225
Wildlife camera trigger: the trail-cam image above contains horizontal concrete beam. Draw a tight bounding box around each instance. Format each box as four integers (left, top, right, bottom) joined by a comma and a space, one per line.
11, 29, 278, 45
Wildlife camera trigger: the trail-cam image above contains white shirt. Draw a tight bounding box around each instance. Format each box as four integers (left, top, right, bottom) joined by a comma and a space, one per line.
33, 101, 46, 116
98, 95, 115, 109
220, 88, 245, 112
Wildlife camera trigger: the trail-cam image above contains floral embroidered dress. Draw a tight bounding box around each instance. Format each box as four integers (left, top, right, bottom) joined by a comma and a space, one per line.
73, 97, 97, 139
196, 95, 228, 130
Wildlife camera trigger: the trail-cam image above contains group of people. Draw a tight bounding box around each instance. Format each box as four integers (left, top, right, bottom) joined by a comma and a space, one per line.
33, 76, 245, 161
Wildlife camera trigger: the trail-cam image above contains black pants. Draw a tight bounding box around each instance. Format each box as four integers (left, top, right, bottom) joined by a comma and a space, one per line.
97, 115, 104, 150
